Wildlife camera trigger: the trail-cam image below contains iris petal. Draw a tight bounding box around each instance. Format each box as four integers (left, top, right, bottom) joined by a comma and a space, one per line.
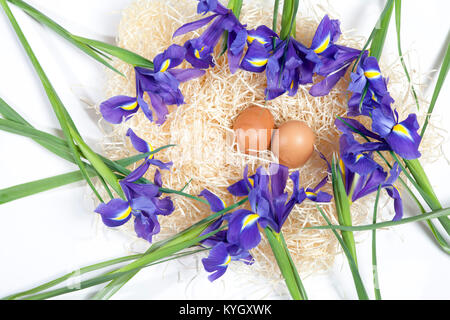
94, 198, 132, 227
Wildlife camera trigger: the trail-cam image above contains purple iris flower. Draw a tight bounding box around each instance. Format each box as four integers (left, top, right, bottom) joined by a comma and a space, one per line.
240, 25, 279, 73
339, 133, 385, 176
261, 35, 323, 100
339, 154, 403, 221
173, 0, 243, 72
226, 163, 332, 250
308, 15, 362, 97
94, 130, 174, 242
197, 189, 254, 281
336, 107, 421, 161
197, 0, 220, 15
346, 52, 394, 116
290, 170, 333, 204
202, 241, 253, 281
99, 68, 150, 124
372, 104, 422, 160
100, 45, 204, 125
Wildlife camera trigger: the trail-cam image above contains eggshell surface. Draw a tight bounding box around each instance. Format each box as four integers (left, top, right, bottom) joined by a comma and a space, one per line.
271, 120, 315, 168
233, 106, 275, 155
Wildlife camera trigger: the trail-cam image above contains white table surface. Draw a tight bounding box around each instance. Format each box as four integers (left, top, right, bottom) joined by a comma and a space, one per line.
0, 0, 449, 300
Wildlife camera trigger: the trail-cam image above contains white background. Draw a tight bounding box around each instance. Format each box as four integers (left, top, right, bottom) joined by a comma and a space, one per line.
0, 0, 449, 300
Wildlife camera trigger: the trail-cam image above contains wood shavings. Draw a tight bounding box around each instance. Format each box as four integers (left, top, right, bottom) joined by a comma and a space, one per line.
94, 0, 440, 285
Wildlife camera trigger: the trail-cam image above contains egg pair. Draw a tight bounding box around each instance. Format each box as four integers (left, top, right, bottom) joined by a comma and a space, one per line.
233, 105, 315, 168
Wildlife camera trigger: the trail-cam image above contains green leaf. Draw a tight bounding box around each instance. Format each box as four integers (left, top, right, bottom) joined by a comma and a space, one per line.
331, 155, 358, 265
420, 38, 449, 137
404, 158, 450, 234
0, 170, 90, 204
279, 0, 299, 40
369, 0, 394, 60
3, 253, 144, 300
71, 35, 154, 69
0, 0, 106, 202
316, 205, 369, 300
13, 248, 207, 300
372, 186, 382, 300
306, 206, 450, 231
394, 0, 420, 111
264, 228, 307, 300
7, 0, 125, 76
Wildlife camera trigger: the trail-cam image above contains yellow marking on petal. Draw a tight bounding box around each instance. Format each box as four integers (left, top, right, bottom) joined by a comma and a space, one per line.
194, 46, 205, 59
355, 154, 364, 162
247, 177, 254, 187
221, 255, 231, 266
159, 59, 171, 73
313, 34, 330, 54
371, 91, 378, 102
242, 213, 259, 230
364, 70, 381, 79
247, 58, 268, 67
392, 124, 412, 139
114, 206, 132, 221
306, 191, 317, 198
120, 101, 138, 111
148, 142, 155, 159
219, 197, 227, 209
247, 35, 268, 45
290, 80, 295, 90
339, 158, 346, 182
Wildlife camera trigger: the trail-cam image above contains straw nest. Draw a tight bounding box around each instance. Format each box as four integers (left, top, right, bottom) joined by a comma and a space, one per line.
93, 0, 443, 286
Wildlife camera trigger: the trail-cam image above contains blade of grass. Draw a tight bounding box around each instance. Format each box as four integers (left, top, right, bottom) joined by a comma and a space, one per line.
1, 0, 107, 202
420, 39, 449, 137
394, 0, 420, 111
306, 206, 450, 232
19, 248, 208, 300
264, 228, 307, 300
316, 205, 369, 300
279, 0, 299, 40
7, 0, 154, 74
372, 186, 382, 300
331, 155, 357, 265
2, 253, 143, 300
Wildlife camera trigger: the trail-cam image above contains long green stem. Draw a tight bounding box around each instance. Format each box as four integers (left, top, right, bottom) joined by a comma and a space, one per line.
394, 0, 420, 111
404, 159, 450, 234
316, 206, 369, 300
264, 228, 307, 300
332, 156, 358, 265
372, 186, 382, 300
7, 0, 153, 74
306, 206, 450, 232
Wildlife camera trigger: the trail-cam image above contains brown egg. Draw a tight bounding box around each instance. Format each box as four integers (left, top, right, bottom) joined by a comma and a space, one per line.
233, 106, 275, 155
271, 120, 315, 168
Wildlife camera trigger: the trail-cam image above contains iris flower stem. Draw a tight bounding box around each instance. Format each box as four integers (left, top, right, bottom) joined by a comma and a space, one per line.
332, 156, 358, 266
404, 159, 450, 234
6, 248, 208, 300
316, 205, 369, 300
279, 0, 299, 40
264, 228, 307, 300
0, 0, 108, 203
6, 0, 154, 74
306, 206, 450, 232
372, 186, 382, 300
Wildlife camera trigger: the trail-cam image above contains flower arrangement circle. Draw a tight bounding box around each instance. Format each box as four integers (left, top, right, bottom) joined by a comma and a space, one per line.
1, 0, 447, 301
95, 0, 421, 282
